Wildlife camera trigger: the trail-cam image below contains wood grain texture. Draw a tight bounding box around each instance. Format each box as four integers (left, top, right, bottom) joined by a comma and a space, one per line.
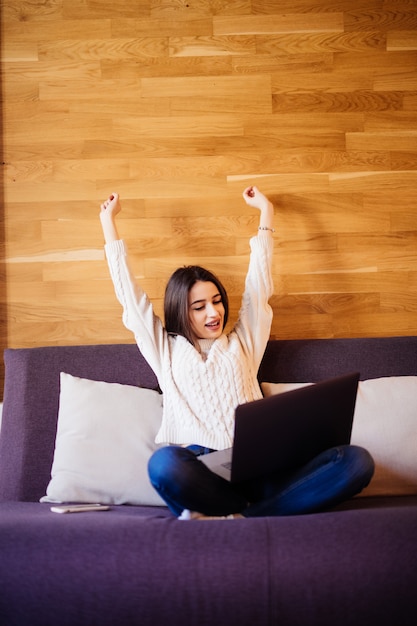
1, 0, 417, 397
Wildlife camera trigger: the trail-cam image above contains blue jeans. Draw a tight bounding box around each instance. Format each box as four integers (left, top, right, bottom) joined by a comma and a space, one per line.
148, 444, 374, 517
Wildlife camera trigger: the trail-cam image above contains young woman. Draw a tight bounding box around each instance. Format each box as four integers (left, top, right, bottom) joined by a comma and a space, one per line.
100, 188, 374, 520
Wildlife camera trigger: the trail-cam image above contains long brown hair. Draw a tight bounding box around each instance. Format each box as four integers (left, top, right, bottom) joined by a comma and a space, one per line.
164, 265, 229, 345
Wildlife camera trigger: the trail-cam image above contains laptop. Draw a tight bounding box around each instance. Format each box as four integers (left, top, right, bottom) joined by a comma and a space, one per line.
200, 372, 359, 483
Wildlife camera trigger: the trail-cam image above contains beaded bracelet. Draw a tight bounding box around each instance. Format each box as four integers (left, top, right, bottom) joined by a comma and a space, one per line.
258, 226, 275, 233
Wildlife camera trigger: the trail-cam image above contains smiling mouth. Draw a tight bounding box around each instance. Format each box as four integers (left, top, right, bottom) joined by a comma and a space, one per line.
206, 320, 221, 330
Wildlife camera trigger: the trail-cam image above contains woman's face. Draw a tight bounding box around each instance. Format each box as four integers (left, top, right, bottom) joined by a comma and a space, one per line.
188, 280, 225, 341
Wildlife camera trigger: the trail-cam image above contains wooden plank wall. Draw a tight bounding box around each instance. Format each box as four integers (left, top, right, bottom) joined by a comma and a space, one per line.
1, 0, 417, 396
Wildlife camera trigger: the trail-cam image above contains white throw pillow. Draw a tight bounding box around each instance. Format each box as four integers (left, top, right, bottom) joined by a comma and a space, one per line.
41, 373, 165, 506
261, 377, 417, 497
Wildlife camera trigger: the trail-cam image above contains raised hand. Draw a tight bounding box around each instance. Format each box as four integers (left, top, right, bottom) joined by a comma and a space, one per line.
242, 186, 270, 211
100, 192, 121, 218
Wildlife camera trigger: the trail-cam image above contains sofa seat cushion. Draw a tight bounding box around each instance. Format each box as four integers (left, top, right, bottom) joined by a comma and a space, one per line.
1, 499, 416, 626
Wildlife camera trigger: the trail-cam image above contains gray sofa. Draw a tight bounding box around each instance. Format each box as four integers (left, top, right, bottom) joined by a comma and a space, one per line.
0, 337, 416, 626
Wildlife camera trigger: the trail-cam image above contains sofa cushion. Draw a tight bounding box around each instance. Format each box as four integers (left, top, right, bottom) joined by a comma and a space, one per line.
41, 373, 165, 506
261, 376, 417, 497
1, 500, 417, 626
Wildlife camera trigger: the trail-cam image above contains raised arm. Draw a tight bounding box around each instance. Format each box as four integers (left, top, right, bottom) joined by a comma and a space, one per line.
235, 186, 274, 367
100, 192, 122, 244
242, 186, 274, 232
99, 192, 167, 382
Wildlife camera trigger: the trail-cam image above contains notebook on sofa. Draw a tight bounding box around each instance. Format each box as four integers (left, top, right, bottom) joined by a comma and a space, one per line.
200, 372, 360, 482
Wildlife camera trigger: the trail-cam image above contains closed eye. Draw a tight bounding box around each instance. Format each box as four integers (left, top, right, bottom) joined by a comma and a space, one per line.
193, 298, 222, 311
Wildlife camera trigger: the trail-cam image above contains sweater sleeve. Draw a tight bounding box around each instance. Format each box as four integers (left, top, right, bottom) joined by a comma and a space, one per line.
234, 231, 274, 368
104, 240, 166, 381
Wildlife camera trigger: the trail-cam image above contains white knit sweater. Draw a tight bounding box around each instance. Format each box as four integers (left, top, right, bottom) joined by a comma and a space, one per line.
105, 232, 274, 450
